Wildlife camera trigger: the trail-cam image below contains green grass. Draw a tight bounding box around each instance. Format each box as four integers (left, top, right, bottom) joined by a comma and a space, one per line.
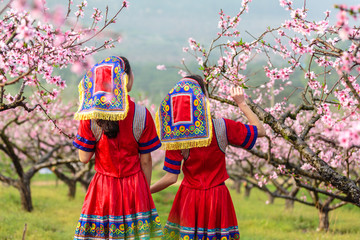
231, 189, 360, 240
0, 173, 359, 240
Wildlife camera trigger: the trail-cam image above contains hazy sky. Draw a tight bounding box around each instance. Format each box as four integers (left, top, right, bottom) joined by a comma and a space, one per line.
69, 0, 360, 64
105, 0, 359, 64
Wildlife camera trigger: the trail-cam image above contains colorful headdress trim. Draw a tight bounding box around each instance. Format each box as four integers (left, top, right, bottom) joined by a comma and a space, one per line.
74, 56, 129, 121
155, 78, 213, 150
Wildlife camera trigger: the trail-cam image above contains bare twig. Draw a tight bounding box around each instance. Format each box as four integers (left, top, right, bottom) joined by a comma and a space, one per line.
22, 223, 27, 240
0, 0, 13, 15
71, 6, 125, 47
343, 74, 360, 109
66, 0, 72, 18
0, 67, 35, 87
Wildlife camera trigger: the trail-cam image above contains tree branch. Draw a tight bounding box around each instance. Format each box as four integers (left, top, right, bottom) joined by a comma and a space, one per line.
329, 201, 347, 211
228, 172, 316, 207
343, 74, 360, 109
0, 131, 24, 179
210, 94, 360, 206
295, 180, 352, 203
0, 172, 16, 186
0, 67, 35, 87
300, 113, 321, 139
30, 158, 79, 173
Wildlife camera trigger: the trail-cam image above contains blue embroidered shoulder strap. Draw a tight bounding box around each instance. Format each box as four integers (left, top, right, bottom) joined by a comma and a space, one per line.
133, 103, 146, 142
90, 120, 103, 142
213, 118, 228, 153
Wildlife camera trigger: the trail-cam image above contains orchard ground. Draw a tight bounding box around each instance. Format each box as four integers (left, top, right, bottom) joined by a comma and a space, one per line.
0, 168, 359, 240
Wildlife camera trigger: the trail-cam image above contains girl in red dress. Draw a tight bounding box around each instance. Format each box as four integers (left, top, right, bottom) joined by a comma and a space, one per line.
151, 75, 265, 240
73, 56, 162, 239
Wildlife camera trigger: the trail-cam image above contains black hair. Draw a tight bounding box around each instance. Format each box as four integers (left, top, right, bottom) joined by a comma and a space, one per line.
95, 56, 131, 139
119, 56, 131, 76
185, 75, 207, 95
95, 119, 119, 138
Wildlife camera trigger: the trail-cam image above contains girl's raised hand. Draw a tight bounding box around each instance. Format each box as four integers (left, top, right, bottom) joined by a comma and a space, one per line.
230, 86, 246, 106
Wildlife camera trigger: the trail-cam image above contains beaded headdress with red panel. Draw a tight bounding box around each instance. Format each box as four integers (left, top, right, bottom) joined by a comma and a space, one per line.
74, 56, 129, 121
155, 77, 213, 150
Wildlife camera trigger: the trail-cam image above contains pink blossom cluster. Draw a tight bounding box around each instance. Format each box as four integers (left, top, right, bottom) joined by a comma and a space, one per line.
91, 8, 103, 23
1, 99, 78, 162
312, 110, 359, 166
188, 37, 202, 52
156, 65, 166, 71
334, 84, 358, 109
0, 0, 125, 113
264, 66, 293, 82
288, 37, 313, 54
280, 1, 329, 36
0, 8, 83, 102
226, 104, 359, 192
339, 50, 359, 74
75, 1, 88, 18
279, 0, 292, 10
335, 4, 360, 40
328, 119, 360, 149
217, 9, 241, 37
123, 0, 129, 8
178, 69, 187, 78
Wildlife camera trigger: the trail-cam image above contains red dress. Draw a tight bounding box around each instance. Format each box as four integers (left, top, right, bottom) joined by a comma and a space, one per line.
73, 96, 162, 239
162, 118, 258, 240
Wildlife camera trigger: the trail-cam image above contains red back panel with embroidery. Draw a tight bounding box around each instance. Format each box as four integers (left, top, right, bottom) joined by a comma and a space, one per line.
95, 65, 112, 93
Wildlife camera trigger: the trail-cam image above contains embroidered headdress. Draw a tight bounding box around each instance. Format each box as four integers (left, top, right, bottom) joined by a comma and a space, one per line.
74, 56, 129, 121
155, 77, 213, 150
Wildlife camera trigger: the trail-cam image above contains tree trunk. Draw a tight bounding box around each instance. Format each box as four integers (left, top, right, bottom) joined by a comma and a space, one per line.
317, 208, 330, 232
18, 179, 33, 212
285, 199, 294, 210
52, 168, 78, 198
68, 181, 76, 199
80, 171, 94, 191
80, 180, 90, 192
285, 184, 299, 210
244, 183, 252, 198
234, 180, 242, 194
267, 192, 275, 204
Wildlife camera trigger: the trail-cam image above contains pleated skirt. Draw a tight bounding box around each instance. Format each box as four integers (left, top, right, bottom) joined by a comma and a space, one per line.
163, 183, 240, 240
74, 171, 162, 239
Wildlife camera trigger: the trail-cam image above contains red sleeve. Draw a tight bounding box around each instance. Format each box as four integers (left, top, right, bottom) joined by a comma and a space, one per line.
138, 109, 162, 154
163, 150, 183, 174
73, 120, 96, 152
224, 118, 258, 150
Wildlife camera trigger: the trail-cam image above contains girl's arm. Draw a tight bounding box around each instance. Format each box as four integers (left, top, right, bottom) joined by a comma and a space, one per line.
78, 150, 94, 164
150, 172, 178, 194
230, 86, 266, 137
140, 153, 152, 186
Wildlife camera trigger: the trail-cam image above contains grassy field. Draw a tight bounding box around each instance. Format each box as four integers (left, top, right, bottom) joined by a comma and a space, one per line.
0, 172, 359, 240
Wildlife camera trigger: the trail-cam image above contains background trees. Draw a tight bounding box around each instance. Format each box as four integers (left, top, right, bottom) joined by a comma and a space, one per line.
0, 0, 128, 211
0, 101, 78, 211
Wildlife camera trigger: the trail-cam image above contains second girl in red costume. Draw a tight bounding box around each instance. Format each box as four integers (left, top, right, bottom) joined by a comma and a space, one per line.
151, 75, 266, 240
